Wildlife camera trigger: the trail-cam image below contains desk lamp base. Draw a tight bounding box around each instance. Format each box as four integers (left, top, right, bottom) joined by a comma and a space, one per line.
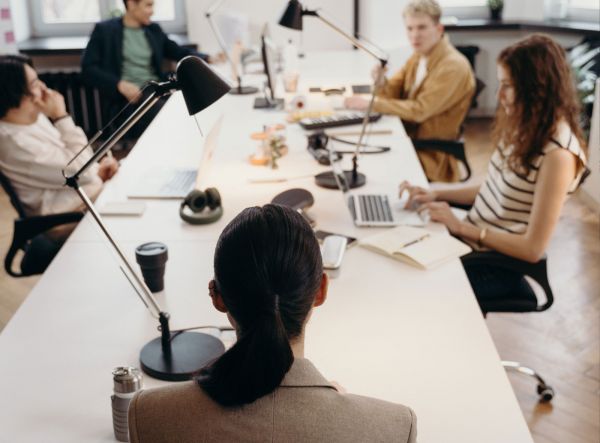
315, 171, 366, 189
140, 332, 225, 381
230, 85, 259, 95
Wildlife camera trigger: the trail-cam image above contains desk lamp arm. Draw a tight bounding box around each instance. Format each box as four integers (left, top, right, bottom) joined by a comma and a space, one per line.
63, 80, 176, 185
303, 8, 388, 182
62, 80, 178, 321
308, 9, 388, 65
352, 60, 387, 180
69, 182, 163, 320
205, 2, 241, 86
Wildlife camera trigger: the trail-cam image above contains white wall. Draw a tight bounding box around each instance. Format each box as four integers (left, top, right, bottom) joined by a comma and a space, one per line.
447, 31, 582, 114
502, 0, 545, 20
8, 0, 30, 42
581, 79, 600, 210
185, 0, 355, 54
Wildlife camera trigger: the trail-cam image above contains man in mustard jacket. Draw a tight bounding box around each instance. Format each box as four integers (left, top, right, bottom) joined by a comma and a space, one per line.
346, 0, 475, 182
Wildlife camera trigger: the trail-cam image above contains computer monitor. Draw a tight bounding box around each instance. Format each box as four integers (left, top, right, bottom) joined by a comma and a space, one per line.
253, 23, 284, 109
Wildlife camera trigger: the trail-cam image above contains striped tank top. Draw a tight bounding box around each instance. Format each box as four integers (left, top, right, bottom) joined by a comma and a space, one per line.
467, 121, 587, 236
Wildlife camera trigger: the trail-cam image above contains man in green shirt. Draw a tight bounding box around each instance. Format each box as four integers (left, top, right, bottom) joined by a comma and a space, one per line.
82, 0, 219, 139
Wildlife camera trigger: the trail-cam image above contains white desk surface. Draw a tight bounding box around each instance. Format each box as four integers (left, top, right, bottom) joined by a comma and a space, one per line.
0, 51, 532, 442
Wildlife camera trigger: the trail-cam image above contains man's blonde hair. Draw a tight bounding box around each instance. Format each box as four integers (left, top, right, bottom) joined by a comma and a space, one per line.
403, 0, 442, 24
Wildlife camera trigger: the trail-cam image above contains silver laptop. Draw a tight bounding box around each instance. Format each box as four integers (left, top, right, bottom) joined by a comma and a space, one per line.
329, 152, 398, 227
330, 154, 427, 227
128, 116, 223, 199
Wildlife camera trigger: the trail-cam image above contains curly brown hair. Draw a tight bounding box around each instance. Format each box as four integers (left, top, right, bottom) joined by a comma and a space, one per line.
492, 34, 587, 176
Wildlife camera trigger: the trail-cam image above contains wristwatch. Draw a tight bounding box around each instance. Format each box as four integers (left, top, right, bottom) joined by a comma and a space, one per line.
50, 115, 69, 124
477, 227, 488, 248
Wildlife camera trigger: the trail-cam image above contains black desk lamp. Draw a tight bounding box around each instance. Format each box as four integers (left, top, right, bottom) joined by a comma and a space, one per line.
279, 0, 388, 189
205, 0, 258, 95
63, 56, 231, 381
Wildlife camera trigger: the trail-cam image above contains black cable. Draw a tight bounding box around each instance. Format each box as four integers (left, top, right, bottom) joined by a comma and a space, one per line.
158, 324, 235, 342
330, 135, 391, 154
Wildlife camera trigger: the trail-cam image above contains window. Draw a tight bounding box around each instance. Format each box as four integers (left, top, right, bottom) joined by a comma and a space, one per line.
112, 1, 176, 22
438, 0, 489, 19
568, 0, 600, 22
29, 0, 186, 37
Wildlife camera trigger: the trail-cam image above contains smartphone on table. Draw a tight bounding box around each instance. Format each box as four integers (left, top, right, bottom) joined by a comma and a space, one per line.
314, 230, 357, 248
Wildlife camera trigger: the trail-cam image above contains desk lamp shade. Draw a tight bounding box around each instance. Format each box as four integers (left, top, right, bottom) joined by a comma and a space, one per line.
279, 0, 304, 30
176, 56, 231, 115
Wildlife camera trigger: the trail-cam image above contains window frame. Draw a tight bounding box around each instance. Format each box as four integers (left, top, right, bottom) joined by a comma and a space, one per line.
28, 0, 187, 38
566, 6, 600, 23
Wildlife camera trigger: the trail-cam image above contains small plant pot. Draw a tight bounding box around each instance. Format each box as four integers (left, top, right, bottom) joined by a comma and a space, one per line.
490, 7, 503, 21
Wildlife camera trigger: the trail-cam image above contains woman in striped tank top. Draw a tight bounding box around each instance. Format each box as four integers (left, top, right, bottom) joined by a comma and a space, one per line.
399, 34, 588, 312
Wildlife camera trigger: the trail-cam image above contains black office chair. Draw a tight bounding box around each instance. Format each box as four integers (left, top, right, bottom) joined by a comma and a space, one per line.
456, 166, 591, 402
461, 250, 556, 402
412, 77, 486, 182
0, 170, 83, 277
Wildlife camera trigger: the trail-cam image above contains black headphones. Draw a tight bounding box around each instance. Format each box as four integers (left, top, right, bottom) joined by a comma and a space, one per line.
307, 130, 390, 165
179, 187, 223, 225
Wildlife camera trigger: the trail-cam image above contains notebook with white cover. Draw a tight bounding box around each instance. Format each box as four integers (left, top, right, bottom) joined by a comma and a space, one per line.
359, 226, 471, 269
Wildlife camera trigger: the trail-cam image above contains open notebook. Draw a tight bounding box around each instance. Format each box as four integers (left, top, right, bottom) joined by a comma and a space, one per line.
359, 226, 472, 270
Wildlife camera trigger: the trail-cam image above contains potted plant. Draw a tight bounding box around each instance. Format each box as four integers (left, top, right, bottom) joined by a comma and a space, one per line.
568, 41, 600, 139
487, 0, 504, 21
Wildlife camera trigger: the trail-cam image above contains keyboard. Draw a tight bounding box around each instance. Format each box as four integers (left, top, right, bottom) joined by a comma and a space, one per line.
160, 170, 197, 195
299, 112, 382, 130
348, 194, 395, 225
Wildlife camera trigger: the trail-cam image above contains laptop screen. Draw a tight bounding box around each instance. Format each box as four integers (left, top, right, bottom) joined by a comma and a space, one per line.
195, 115, 223, 189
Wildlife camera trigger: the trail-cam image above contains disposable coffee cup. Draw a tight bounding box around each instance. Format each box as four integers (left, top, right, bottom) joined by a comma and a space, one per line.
135, 242, 168, 292
283, 72, 299, 93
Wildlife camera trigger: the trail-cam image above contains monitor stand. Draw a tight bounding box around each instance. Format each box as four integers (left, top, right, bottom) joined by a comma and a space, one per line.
230, 85, 259, 95
253, 97, 284, 109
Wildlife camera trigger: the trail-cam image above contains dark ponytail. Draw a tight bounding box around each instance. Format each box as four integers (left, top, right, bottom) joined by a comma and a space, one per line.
196, 204, 323, 407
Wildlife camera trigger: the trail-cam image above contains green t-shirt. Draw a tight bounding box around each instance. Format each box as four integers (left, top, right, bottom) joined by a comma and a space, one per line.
121, 26, 160, 88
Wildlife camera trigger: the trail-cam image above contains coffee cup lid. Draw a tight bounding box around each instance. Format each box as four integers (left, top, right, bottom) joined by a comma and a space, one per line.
135, 242, 168, 266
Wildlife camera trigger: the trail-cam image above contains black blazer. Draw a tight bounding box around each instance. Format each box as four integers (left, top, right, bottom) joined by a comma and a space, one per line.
81, 18, 208, 100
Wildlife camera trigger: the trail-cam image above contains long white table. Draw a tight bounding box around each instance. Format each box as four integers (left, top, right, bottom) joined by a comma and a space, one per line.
0, 51, 533, 442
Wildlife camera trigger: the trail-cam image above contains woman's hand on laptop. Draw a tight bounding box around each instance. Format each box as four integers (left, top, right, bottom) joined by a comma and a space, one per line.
399, 180, 437, 209
417, 201, 462, 235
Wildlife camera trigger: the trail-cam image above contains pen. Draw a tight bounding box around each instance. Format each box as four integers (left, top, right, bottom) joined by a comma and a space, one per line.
400, 234, 430, 248
248, 174, 314, 184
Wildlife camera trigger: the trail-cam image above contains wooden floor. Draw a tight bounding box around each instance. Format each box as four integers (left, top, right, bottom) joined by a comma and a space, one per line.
0, 119, 598, 442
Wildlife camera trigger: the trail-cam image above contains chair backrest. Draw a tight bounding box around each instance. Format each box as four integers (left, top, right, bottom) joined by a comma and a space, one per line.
0, 169, 26, 219
472, 78, 486, 108
38, 71, 104, 138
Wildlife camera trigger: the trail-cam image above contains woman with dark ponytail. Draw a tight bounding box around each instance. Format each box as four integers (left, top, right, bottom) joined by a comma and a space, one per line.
129, 204, 416, 442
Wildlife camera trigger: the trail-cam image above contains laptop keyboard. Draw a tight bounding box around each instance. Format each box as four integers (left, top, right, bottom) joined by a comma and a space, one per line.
160, 170, 197, 195
355, 194, 394, 223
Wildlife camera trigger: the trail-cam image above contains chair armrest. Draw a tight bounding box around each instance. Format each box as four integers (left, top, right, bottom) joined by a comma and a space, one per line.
13, 212, 84, 244
6, 211, 83, 277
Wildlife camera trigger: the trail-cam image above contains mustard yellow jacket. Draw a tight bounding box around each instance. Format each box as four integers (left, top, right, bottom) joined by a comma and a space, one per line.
373, 35, 475, 182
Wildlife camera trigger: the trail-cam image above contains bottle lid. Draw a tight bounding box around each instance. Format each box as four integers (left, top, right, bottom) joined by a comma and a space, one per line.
112, 367, 143, 394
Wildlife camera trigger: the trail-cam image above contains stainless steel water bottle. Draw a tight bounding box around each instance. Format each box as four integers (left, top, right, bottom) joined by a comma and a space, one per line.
111, 366, 143, 442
